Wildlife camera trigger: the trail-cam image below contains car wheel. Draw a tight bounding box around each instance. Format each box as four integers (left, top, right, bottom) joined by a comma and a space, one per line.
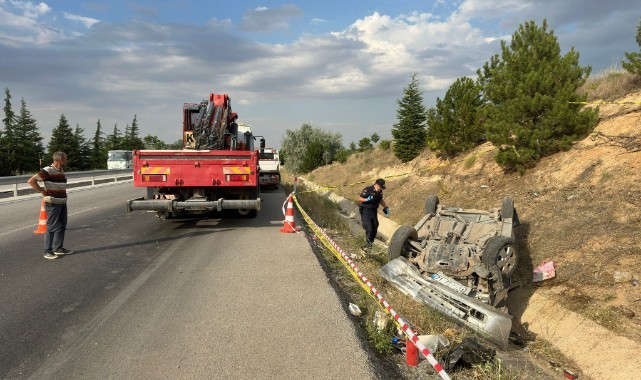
501, 198, 514, 219
483, 236, 518, 277
388, 225, 418, 262
425, 194, 439, 215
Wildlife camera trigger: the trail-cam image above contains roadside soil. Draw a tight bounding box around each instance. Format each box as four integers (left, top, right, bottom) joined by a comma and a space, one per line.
304, 91, 641, 379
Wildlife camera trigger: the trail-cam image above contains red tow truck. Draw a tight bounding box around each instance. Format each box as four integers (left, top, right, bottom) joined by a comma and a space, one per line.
126, 92, 262, 218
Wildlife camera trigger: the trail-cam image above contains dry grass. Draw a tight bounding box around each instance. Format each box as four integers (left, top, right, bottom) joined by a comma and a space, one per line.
579, 68, 641, 101
281, 171, 572, 379
281, 72, 641, 378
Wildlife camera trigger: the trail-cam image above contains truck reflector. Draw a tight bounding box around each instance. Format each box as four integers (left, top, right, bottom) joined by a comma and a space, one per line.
226, 174, 249, 181
223, 166, 251, 174
142, 174, 167, 182
141, 167, 171, 174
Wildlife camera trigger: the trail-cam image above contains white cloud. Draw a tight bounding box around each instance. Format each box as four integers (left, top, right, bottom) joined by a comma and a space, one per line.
63, 12, 99, 28
240, 4, 303, 32
0, 1, 639, 148
9, 0, 51, 18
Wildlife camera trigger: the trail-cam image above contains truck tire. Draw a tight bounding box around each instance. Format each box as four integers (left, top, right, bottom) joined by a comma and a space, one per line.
388, 225, 418, 262
482, 236, 518, 277
237, 192, 258, 218
425, 194, 439, 215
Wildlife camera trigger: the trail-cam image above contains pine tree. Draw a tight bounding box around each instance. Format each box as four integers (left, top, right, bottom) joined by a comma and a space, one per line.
122, 123, 131, 149
358, 137, 373, 151
73, 124, 92, 171
48, 114, 79, 168
1, 88, 17, 175
426, 77, 484, 158
477, 19, 598, 173
128, 114, 144, 150
107, 124, 122, 150
13, 98, 45, 174
622, 18, 641, 75
91, 119, 106, 169
392, 74, 427, 162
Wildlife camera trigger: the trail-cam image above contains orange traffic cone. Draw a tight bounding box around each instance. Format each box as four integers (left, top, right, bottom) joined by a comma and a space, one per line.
34, 199, 47, 234
279, 195, 297, 233
406, 337, 419, 367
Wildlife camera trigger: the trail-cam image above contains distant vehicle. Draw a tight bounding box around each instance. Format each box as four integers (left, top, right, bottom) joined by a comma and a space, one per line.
107, 150, 133, 169
258, 147, 280, 189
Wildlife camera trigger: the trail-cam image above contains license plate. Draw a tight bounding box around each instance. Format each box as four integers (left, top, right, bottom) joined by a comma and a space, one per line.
430, 272, 472, 295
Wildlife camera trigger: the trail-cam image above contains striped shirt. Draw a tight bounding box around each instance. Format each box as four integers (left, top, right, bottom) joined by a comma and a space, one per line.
36, 165, 67, 204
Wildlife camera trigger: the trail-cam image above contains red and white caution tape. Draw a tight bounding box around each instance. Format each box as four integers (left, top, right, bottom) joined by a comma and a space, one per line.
292, 194, 450, 380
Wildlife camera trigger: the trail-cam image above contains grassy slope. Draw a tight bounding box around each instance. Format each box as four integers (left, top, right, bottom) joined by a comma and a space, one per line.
307, 87, 641, 343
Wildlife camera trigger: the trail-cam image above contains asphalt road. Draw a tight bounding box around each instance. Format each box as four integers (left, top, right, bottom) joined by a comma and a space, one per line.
0, 183, 377, 379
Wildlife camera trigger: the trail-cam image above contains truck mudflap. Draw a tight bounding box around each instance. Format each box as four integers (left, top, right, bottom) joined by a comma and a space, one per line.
378, 257, 512, 348
126, 197, 261, 213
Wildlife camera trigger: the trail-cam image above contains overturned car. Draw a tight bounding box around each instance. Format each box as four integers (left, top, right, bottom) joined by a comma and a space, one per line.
379, 195, 520, 347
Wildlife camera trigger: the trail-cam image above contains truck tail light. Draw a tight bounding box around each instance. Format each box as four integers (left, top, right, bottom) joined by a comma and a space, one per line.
226, 174, 248, 181
142, 174, 167, 182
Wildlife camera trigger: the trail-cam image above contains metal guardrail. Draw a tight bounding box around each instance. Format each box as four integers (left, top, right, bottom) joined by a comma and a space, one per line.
0, 169, 132, 198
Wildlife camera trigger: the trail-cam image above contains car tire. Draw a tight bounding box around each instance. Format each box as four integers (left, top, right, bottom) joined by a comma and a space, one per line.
501, 198, 514, 220
388, 225, 418, 262
483, 236, 518, 277
425, 194, 439, 215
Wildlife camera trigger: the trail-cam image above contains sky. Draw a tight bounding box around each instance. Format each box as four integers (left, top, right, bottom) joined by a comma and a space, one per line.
0, 1, 638, 150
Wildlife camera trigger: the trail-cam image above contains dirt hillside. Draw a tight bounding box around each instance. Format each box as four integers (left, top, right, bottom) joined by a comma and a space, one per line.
307, 91, 641, 378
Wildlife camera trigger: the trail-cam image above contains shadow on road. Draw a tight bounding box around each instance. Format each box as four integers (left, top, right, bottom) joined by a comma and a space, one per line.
70, 229, 233, 255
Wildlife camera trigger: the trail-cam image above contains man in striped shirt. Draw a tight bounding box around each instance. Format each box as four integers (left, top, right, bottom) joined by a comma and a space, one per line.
28, 151, 74, 260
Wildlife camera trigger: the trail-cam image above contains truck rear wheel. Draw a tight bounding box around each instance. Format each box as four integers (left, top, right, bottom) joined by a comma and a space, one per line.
237, 193, 258, 218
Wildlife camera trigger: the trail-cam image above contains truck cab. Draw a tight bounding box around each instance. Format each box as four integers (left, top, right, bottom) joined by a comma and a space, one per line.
258, 148, 280, 189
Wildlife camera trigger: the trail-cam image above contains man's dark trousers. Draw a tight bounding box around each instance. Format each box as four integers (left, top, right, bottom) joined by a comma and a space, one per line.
361, 210, 379, 244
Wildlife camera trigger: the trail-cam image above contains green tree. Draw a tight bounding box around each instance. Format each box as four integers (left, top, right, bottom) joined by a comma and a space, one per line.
143, 134, 169, 149
622, 18, 641, 75
122, 115, 145, 150
167, 139, 183, 149
358, 137, 373, 151
370, 132, 380, 144
280, 123, 343, 174
426, 77, 484, 158
13, 98, 45, 174
349, 142, 356, 151
1, 88, 17, 175
379, 139, 391, 150
48, 114, 80, 169
91, 119, 107, 169
392, 73, 427, 162
106, 124, 122, 150
73, 124, 92, 171
334, 147, 351, 163
477, 19, 598, 173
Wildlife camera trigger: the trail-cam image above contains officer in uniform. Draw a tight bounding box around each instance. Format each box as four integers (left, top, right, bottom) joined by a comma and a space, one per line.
358, 178, 389, 251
